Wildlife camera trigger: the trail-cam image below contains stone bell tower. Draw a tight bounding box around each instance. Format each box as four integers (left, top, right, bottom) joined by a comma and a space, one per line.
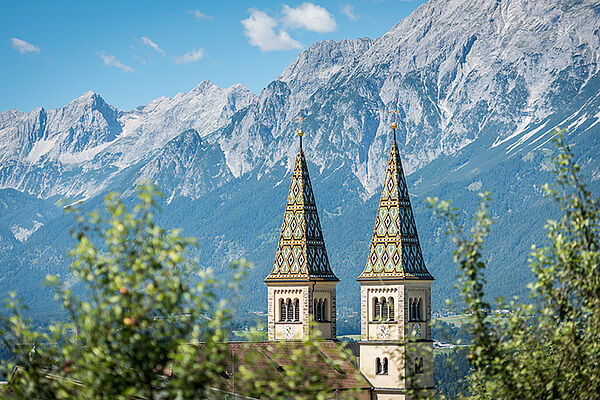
357, 122, 435, 399
264, 126, 338, 341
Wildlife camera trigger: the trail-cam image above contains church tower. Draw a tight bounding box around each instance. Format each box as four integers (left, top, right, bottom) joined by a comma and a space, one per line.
357, 123, 435, 398
265, 128, 339, 341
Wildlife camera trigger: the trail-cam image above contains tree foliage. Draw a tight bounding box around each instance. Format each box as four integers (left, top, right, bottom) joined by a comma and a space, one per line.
1, 185, 360, 400
428, 130, 600, 399
2, 186, 242, 399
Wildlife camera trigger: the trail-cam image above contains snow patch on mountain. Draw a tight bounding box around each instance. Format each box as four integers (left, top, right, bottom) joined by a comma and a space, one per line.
11, 220, 43, 242
25, 138, 57, 163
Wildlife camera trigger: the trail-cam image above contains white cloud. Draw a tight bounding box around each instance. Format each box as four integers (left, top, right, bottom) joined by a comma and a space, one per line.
282, 3, 337, 33
10, 38, 40, 54
99, 51, 134, 72
140, 36, 165, 56
188, 9, 212, 20
341, 4, 359, 21
175, 48, 204, 64
134, 55, 147, 65
241, 9, 302, 52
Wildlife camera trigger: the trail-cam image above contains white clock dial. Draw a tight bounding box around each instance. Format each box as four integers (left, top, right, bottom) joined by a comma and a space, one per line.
283, 324, 295, 339
376, 324, 390, 340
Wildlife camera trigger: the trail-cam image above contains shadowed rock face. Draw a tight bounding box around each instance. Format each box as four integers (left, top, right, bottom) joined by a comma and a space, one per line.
133, 129, 233, 203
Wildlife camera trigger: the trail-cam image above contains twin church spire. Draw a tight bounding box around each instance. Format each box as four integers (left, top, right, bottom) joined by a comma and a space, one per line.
263, 143, 338, 282
264, 112, 435, 396
264, 115, 338, 341
265, 116, 432, 284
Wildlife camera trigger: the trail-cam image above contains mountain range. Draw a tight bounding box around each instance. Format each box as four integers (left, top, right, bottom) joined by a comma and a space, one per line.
1, 0, 599, 322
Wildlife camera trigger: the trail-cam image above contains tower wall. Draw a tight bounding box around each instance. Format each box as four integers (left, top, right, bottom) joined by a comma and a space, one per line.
267, 281, 337, 340
359, 280, 433, 399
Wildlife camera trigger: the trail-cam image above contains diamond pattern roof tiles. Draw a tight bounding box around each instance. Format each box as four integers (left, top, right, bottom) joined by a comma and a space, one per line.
358, 135, 434, 281
265, 149, 338, 282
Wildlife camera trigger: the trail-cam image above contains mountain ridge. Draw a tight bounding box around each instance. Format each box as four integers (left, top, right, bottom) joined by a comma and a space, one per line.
0, 80, 256, 200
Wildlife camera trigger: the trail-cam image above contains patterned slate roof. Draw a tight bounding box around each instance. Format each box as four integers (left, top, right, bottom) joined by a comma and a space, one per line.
265, 148, 338, 282
358, 134, 433, 281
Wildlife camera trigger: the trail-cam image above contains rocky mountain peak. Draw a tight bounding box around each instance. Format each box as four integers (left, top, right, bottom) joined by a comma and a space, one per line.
191, 79, 218, 93
277, 37, 373, 108
76, 90, 98, 100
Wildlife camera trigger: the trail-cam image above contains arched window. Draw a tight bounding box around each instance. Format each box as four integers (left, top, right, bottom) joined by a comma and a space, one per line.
316, 299, 322, 322
417, 298, 422, 321
375, 358, 382, 375
383, 358, 389, 375
280, 299, 286, 322
294, 298, 300, 322
408, 298, 413, 321
320, 299, 325, 322
322, 299, 328, 321
415, 300, 419, 321
286, 299, 293, 321
410, 298, 417, 321
381, 297, 388, 321
414, 298, 418, 321
373, 297, 380, 321
388, 297, 395, 321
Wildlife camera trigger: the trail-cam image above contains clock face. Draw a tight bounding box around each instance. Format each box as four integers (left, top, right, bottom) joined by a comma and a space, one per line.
413, 323, 421, 338
376, 324, 390, 340
283, 324, 295, 339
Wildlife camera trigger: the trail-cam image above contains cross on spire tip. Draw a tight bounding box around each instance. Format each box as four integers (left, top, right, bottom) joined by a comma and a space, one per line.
295, 108, 307, 151
389, 101, 400, 141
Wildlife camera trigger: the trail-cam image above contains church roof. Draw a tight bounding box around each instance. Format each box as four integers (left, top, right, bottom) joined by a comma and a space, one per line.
358, 131, 433, 281
265, 140, 338, 282
216, 341, 372, 394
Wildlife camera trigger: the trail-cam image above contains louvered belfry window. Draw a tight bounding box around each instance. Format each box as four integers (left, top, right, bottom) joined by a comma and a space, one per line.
294, 298, 300, 322
381, 297, 388, 321
280, 299, 286, 322
287, 299, 293, 321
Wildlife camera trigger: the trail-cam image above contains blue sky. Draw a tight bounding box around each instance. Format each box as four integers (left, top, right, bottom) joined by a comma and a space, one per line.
1, 1, 425, 112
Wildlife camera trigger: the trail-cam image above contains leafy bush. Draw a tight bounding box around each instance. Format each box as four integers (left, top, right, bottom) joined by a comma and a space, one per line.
1, 185, 362, 399
428, 130, 600, 399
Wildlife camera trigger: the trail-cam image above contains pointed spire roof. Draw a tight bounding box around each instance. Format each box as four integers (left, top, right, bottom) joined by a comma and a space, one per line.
265, 134, 338, 282
358, 129, 433, 281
